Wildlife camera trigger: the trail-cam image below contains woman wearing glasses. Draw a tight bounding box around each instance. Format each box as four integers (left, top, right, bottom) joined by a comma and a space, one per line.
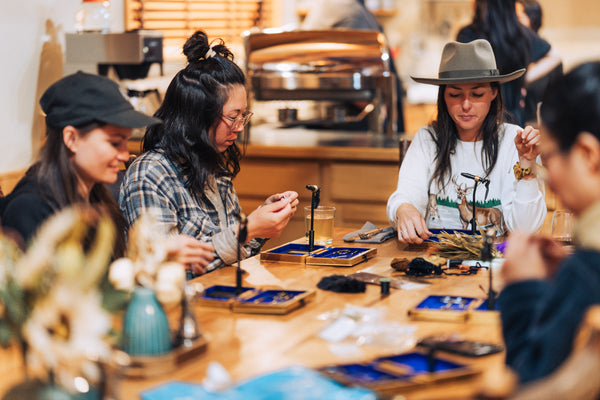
120, 31, 299, 276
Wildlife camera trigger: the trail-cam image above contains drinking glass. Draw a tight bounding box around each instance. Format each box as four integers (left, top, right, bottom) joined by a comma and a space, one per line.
304, 206, 335, 245
551, 210, 573, 245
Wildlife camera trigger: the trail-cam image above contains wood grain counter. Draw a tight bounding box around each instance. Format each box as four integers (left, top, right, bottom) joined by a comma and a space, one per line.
0, 229, 505, 399
125, 230, 504, 399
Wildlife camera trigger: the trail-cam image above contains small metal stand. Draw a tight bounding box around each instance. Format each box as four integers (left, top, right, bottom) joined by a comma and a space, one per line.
236, 213, 248, 295
176, 284, 202, 347
481, 228, 496, 310
460, 172, 490, 235
306, 185, 321, 252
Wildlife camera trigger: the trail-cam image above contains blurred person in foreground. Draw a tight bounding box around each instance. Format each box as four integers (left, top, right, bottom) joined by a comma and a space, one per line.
500, 61, 600, 383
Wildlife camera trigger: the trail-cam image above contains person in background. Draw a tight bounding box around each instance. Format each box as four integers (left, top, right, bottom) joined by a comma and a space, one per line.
302, 0, 382, 31
301, 0, 405, 133
499, 61, 600, 383
120, 31, 299, 277
387, 39, 546, 244
456, 0, 560, 127
0, 72, 160, 257
516, 0, 541, 33
516, 0, 563, 125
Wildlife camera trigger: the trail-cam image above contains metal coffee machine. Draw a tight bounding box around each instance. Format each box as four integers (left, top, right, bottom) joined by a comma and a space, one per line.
65, 30, 165, 136
244, 29, 398, 136
65, 30, 164, 79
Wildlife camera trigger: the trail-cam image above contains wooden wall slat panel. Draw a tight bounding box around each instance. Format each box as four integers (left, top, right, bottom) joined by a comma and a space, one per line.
125, 0, 278, 55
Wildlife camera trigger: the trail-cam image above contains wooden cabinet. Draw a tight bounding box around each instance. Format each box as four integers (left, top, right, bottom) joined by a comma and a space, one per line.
128, 139, 401, 248
235, 144, 400, 248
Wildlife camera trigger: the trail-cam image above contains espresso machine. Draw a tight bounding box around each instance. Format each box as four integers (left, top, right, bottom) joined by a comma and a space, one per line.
65, 30, 164, 78
65, 30, 165, 135
244, 29, 398, 136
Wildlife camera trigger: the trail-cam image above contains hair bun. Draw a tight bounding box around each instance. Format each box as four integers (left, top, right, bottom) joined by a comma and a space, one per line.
183, 31, 234, 63
183, 31, 210, 63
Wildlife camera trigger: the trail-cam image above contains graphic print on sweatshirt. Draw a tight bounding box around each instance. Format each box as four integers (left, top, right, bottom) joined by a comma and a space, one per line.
426, 174, 506, 235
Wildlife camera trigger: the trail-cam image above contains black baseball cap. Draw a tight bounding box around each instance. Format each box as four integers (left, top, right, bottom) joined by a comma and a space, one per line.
40, 71, 162, 130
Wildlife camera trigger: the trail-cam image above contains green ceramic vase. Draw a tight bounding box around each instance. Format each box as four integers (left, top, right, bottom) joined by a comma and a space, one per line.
122, 286, 172, 356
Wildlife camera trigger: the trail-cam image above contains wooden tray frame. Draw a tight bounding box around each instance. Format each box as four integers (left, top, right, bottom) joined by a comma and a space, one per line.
232, 289, 316, 314
319, 349, 480, 394
196, 285, 316, 315
306, 247, 377, 266
260, 243, 376, 267
119, 335, 208, 378
408, 295, 500, 324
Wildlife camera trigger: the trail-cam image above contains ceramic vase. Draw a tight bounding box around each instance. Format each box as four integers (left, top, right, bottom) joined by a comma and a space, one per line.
122, 286, 172, 356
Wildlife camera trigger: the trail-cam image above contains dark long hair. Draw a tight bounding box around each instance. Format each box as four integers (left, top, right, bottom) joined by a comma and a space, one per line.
470, 0, 531, 74
462, 0, 531, 123
540, 62, 600, 151
518, 0, 542, 33
143, 30, 246, 194
30, 123, 126, 258
429, 82, 504, 189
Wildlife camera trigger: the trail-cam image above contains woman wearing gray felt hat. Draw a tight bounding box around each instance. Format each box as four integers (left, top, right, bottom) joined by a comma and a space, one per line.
386, 39, 546, 245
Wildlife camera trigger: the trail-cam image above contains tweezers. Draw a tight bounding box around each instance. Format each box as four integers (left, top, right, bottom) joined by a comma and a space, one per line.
346, 227, 383, 242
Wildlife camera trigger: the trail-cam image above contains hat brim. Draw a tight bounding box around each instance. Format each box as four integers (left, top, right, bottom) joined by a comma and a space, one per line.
410, 68, 526, 86
97, 109, 162, 128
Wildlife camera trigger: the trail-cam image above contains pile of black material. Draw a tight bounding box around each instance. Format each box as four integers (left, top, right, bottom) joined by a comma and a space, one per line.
405, 257, 444, 276
317, 274, 366, 293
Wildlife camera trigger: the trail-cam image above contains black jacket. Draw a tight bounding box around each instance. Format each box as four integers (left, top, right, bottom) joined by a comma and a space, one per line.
499, 249, 600, 383
0, 174, 55, 246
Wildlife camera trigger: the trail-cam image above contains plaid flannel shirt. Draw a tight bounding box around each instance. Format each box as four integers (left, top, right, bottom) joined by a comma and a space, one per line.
119, 150, 266, 274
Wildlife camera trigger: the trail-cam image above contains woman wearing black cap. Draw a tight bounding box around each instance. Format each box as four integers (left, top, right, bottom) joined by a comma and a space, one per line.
120, 31, 299, 276
387, 39, 547, 244
0, 72, 215, 268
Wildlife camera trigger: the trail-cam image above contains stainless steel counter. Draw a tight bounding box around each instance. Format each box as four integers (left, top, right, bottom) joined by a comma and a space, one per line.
244, 123, 404, 149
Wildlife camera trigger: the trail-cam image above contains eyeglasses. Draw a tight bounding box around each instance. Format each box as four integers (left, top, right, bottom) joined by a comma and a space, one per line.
221, 111, 253, 132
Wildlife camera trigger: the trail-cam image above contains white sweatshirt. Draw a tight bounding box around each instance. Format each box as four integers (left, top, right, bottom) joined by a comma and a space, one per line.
387, 124, 546, 235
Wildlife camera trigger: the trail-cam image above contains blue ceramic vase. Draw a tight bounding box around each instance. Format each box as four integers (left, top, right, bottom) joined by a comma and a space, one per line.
122, 287, 172, 356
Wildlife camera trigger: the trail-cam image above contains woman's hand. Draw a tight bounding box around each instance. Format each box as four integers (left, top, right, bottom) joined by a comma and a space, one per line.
395, 203, 432, 244
247, 191, 299, 240
515, 125, 541, 168
501, 231, 567, 285
263, 191, 299, 213
166, 234, 215, 276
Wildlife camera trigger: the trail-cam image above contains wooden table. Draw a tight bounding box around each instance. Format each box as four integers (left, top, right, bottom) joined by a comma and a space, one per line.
0, 230, 505, 399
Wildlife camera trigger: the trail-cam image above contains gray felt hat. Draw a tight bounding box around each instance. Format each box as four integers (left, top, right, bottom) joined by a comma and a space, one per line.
410, 39, 526, 85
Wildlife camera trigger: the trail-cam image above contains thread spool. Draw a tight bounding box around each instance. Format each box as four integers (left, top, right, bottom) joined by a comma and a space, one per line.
380, 278, 391, 296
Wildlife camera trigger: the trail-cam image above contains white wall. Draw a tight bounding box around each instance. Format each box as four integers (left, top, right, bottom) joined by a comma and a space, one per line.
0, 0, 123, 174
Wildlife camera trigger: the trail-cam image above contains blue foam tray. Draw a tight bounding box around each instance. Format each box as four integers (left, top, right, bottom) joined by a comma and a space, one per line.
415, 295, 479, 311
320, 351, 469, 385
264, 243, 325, 255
